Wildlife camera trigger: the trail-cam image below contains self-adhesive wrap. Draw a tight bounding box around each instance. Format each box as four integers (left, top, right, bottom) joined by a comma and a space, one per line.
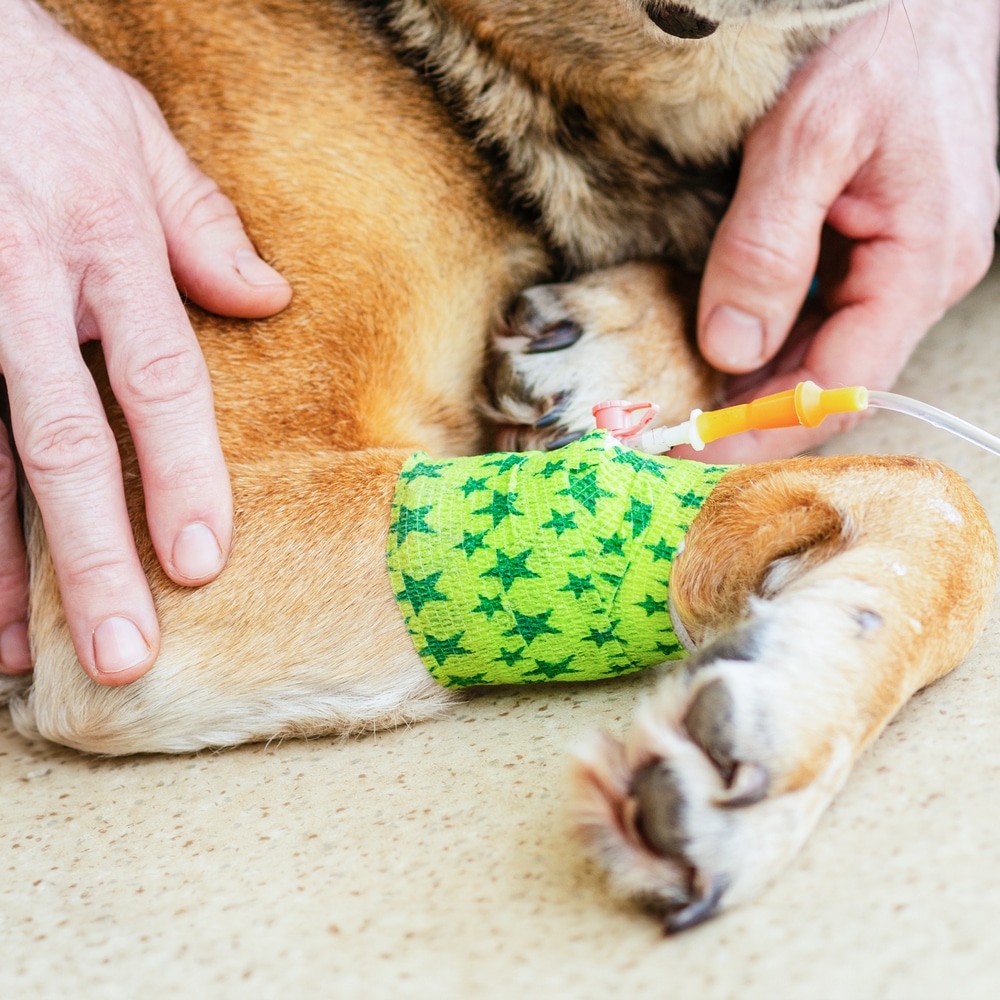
386, 431, 731, 688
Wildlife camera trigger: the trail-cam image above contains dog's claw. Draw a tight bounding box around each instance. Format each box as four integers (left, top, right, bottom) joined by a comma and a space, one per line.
713, 761, 769, 807
534, 393, 568, 428
524, 319, 584, 353
546, 430, 585, 450
663, 877, 727, 935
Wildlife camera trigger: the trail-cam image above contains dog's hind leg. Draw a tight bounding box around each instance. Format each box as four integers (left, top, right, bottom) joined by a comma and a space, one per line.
10, 449, 451, 755
572, 454, 997, 931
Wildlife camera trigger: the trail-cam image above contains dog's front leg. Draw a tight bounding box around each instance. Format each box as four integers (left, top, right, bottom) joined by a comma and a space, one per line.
573, 454, 997, 931
9, 449, 451, 754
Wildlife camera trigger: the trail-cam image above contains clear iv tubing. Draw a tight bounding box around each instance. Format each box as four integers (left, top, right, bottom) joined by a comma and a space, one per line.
593, 382, 1000, 458
866, 391, 1000, 459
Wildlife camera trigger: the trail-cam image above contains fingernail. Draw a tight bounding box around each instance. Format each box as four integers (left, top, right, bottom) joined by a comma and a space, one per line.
0, 621, 31, 673
172, 522, 224, 583
704, 305, 765, 370
93, 617, 150, 675
234, 248, 288, 287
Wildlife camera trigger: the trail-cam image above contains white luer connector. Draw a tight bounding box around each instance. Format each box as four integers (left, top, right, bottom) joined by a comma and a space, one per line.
630, 409, 705, 454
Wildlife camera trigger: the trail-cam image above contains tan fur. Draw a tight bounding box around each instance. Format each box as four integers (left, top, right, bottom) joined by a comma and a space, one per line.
573, 455, 996, 923
2, 0, 995, 929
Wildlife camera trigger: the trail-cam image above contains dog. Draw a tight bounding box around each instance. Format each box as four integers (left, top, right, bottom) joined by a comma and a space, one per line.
2, 0, 994, 933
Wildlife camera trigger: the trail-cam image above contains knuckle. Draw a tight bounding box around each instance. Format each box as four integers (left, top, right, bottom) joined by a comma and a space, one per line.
947, 220, 998, 299
175, 182, 239, 234
721, 221, 807, 289
18, 404, 117, 481
58, 547, 135, 593
937, 167, 1000, 297
979, 166, 1000, 227
115, 343, 208, 410
0, 227, 51, 313
124, 73, 165, 121
145, 454, 221, 504
0, 572, 26, 613
785, 106, 837, 156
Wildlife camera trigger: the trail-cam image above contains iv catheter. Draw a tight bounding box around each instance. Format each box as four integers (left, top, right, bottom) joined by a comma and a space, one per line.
592, 380, 1000, 458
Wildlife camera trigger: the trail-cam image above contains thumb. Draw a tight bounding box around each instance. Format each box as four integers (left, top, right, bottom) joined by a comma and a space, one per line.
698, 94, 864, 374
141, 100, 292, 319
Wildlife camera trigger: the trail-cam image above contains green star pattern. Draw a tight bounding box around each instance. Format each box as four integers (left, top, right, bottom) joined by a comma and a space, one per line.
534, 458, 567, 479
636, 592, 668, 616
656, 639, 686, 657
560, 572, 597, 599
523, 656, 579, 680
555, 467, 615, 516
540, 509, 578, 537
459, 476, 491, 497
623, 497, 653, 538
483, 454, 529, 474
610, 449, 669, 479
581, 621, 625, 649
417, 632, 473, 666
394, 570, 449, 616
502, 608, 561, 645
472, 490, 524, 528
446, 672, 488, 688
596, 533, 626, 557
646, 537, 678, 563
389, 504, 436, 547
494, 646, 526, 668
454, 529, 490, 558
480, 548, 540, 592
675, 490, 705, 509
386, 431, 732, 688
471, 593, 505, 620
398, 460, 449, 483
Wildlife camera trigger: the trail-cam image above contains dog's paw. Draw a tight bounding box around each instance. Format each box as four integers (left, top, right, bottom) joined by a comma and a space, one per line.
571, 621, 854, 933
484, 261, 719, 451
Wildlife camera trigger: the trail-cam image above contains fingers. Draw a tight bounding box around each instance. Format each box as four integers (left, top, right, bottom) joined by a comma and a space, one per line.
0, 182, 235, 683
697, 91, 864, 374
695, 0, 999, 464
0, 4, 260, 686
82, 240, 235, 593
686, 259, 929, 465
0, 419, 31, 675
135, 89, 292, 319
0, 269, 159, 685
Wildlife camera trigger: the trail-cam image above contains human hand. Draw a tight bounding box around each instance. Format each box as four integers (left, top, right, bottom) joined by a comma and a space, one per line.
0, 1, 291, 683
691, 0, 1000, 463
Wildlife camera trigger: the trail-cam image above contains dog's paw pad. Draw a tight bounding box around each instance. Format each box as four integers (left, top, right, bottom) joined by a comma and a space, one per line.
682, 677, 771, 806
571, 632, 854, 928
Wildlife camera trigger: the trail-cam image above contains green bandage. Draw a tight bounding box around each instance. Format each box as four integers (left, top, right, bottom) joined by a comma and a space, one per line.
386, 431, 731, 688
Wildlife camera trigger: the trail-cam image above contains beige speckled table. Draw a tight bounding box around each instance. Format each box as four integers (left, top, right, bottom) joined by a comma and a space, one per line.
4, 264, 1000, 1000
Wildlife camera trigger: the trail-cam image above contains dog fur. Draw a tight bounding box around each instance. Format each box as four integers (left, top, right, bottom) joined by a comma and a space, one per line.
1, 0, 994, 931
